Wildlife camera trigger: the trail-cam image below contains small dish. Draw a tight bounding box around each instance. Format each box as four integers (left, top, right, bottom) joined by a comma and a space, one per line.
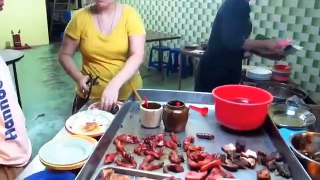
65, 110, 114, 137
39, 136, 94, 166
88, 101, 123, 114
269, 103, 316, 128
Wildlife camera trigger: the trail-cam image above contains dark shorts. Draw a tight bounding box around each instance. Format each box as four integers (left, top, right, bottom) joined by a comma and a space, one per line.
194, 60, 241, 92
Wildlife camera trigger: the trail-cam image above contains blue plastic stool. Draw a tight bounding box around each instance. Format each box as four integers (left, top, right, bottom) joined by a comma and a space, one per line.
167, 48, 180, 76
148, 45, 171, 71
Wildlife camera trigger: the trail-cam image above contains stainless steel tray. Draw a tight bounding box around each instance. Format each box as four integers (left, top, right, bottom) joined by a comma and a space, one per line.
76, 89, 311, 180
93, 165, 171, 180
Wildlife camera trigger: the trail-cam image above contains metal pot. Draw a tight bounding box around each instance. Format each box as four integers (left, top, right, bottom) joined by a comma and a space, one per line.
290, 132, 320, 179
245, 81, 307, 103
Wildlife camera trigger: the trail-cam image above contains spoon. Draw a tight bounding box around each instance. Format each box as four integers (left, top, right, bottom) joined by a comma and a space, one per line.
189, 105, 209, 116
144, 96, 149, 108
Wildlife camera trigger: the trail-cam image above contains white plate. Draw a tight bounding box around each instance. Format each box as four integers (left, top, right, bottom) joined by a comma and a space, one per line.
39, 136, 94, 165
65, 110, 114, 137
247, 68, 272, 75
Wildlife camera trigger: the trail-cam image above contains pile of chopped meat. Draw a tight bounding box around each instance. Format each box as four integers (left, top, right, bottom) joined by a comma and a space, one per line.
104, 133, 183, 172
220, 139, 291, 179
103, 133, 292, 180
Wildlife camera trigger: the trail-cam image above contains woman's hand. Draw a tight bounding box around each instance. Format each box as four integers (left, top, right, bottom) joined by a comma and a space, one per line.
100, 81, 120, 111
76, 75, 90, 97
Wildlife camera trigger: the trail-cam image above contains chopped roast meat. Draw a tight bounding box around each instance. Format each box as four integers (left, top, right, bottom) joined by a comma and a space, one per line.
196, 133, 215, 140
234, 157, 249, 169
205, 167, 235, 180
133, 141, 147, 156
257, 150, 267, 157
187, 145, 205, 152
219, 167, 236, 179
246, 157, 257, 169
185, 171, 208, 180
200, 159, 222, 172
227, 152, 240, 162
275, 162, 291, 178
164, 139, 178, 150
271, 152, 283, 162
168, 151, 184, 164
163, 164, 184, 173
265, 160, 277, 171
104, 152, 117, 164
221, 159, 239, 172
257, 168, 271, 180
216, 153, 226, 162
170, 132, 181, 146
113, 139, 126, 154
115, 152, 137, 169
187, 151, 218, 170
241, 149, 257, 159
183, 136, 195, 151
144, 147, 164, 160
116, 134, 140, 144
235, 139, 246, 153
139, 155, 164, 171
261, 155, 276, 166
221, 143, 236, 155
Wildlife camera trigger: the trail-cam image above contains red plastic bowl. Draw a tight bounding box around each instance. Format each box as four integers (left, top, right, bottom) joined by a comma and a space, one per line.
212, 85, 273, 131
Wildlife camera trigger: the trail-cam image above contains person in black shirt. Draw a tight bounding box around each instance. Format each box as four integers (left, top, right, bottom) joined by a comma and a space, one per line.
194, 0, 289, 92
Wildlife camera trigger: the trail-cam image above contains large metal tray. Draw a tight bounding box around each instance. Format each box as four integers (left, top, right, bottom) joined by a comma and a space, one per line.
76, 89, 311, 180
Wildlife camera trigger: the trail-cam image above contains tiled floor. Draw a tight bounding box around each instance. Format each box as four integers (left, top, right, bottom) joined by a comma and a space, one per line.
9, 44, 195, 159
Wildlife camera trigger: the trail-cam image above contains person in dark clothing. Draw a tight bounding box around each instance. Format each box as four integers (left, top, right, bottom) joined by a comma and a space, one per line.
194, 0, 289, 92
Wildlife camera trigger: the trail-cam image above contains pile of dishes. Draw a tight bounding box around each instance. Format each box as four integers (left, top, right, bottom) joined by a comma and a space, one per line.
271, 64, 292, 82
245, 67, 272, 81
39, 135, 97, 170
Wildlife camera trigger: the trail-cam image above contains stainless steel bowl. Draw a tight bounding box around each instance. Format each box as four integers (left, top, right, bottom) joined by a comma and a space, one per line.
290, 132, 320, 179
269, 103, 316, 128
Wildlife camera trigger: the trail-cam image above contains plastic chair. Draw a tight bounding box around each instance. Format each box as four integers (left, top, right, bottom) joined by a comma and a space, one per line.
167, 48, 180, 76
60, 11, 71, 41
148, 45, 171, 72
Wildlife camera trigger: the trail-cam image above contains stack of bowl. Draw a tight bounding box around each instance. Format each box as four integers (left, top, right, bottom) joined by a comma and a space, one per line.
272, 64, 292, 82
245, 67, 272, 81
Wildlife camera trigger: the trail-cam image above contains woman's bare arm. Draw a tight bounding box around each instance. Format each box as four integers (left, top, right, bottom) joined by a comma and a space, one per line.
58, 35, 82, 83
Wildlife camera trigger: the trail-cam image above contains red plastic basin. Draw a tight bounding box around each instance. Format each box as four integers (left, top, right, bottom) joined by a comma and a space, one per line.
212, 85, 273, 131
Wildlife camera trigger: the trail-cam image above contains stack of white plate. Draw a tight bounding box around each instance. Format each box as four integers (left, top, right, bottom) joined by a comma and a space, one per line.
246, 67, 272, 81
38, 135, 97, 170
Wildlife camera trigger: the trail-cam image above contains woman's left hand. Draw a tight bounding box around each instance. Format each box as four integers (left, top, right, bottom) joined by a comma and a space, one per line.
100, 82, 120, 111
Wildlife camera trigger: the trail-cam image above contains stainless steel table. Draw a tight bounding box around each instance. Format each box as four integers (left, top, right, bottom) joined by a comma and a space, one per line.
0, 49, 24, 107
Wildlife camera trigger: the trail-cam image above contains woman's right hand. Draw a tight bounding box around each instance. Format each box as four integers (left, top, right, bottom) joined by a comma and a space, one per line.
76, 75, 90, 96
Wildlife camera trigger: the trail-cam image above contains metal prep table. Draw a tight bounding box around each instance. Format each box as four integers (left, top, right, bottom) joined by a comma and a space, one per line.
76, 89, 312, 180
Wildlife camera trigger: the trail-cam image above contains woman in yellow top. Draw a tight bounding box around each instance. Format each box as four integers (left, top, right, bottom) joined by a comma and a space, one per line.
59, 0, 146, 113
